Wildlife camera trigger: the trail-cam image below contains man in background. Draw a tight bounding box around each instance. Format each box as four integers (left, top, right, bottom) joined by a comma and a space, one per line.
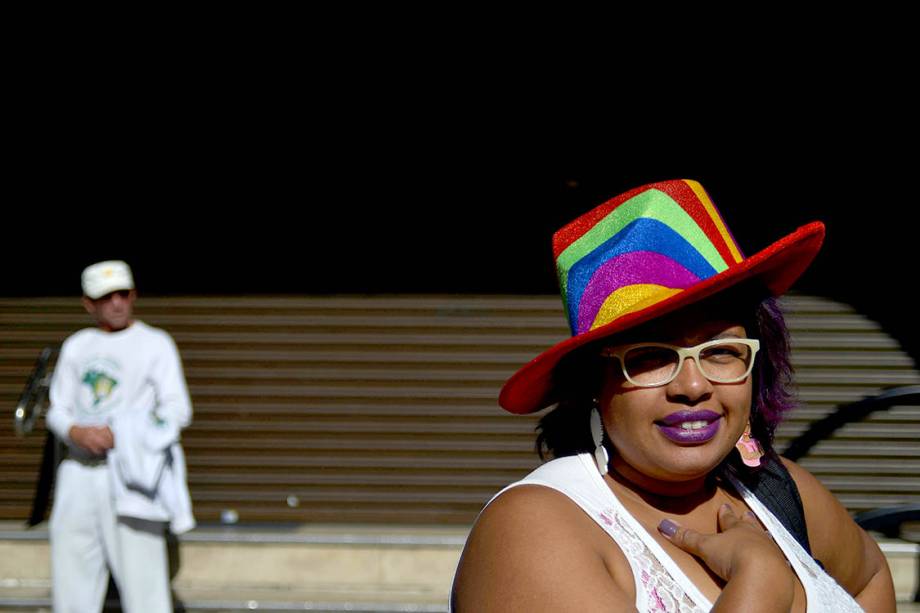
45, 260, 194, 613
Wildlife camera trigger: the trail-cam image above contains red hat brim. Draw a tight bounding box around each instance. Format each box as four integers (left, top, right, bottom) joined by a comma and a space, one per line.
499, 221, 825, 414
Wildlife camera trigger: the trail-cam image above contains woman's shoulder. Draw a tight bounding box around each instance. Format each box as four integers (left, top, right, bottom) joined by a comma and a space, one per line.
510, 453, 595, 489
776, 457, 850, 542
483, 477, 595, 529
477, 455, 606, 549
778, 457, 888, 599
480, 454, 618, 531
452, 464, 636, 611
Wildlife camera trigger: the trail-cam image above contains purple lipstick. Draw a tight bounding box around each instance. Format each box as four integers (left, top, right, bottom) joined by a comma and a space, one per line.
656, 410, 722, 444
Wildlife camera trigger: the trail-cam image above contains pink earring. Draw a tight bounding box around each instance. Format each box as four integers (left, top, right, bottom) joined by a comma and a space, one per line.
736, 423, 764, 467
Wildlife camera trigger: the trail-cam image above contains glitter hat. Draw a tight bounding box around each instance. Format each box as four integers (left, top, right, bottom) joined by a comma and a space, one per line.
499, 179, 824, 414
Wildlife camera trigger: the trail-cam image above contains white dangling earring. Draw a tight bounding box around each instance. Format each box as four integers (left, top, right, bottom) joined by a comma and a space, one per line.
590, 404, 609, 475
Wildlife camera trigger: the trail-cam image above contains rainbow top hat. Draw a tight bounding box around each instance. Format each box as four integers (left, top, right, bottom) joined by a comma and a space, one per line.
499, 178, 824, 415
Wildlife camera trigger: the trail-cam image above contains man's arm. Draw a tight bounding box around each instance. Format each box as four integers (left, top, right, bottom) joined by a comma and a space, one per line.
45, 341, 78, 443
45, 340, 115, 454
149, 333, 192, 429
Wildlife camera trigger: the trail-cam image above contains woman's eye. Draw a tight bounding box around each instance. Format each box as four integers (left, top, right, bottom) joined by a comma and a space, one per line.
702, 345, 743, 360
626, 348, 674, 366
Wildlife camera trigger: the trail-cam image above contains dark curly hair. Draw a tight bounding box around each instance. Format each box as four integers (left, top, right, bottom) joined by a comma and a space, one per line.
534, 284, 796, 476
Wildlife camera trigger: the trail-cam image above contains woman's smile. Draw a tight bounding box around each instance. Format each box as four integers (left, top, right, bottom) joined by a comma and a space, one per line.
655, 410, 723, 444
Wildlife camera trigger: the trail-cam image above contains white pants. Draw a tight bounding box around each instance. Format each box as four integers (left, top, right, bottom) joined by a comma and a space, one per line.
49, 459, 172, 613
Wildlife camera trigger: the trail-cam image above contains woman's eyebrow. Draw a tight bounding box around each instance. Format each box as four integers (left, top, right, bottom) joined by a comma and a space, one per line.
710, 331, 746, 340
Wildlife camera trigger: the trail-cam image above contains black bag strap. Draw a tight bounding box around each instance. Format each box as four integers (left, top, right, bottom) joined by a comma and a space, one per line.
725, 451, 813, 556
749, 453, 812, 555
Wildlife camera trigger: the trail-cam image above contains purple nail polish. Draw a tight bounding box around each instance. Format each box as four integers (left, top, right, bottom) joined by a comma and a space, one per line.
658, 519, 679, 538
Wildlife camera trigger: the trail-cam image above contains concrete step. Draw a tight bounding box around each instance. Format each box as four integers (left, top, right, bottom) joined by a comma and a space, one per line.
884, 539, 920, 608
1, 522, 917, 611
0, 522, 462, 612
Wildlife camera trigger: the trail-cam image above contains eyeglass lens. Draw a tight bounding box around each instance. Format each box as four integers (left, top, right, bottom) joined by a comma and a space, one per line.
623, 341, 754, 385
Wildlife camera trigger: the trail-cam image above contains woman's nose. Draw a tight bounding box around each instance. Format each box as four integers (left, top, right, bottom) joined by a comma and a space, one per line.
667, 357, 713, 401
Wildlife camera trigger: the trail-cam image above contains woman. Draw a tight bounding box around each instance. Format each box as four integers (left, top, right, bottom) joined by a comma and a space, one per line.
451, 179, 895, 612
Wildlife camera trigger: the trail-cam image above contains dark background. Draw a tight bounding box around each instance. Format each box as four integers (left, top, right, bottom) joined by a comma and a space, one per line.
5, 38, 917, 366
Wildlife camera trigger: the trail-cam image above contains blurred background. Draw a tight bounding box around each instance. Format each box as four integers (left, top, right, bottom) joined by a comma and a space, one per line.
2, 24, 919, 612
5, 50, 917, 363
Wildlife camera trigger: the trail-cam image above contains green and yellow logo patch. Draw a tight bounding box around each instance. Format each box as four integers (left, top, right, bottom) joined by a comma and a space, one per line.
82, 370, 118, 406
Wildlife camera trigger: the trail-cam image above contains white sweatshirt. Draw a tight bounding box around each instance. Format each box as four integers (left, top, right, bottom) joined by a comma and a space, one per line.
46, 320, 195, 532
46, 320, 192, 449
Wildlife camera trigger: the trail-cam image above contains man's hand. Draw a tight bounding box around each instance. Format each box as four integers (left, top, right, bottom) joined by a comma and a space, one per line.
68, 425, 115, 455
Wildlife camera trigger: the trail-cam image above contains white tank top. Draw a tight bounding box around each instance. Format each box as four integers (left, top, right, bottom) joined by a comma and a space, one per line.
467, 453, 864, 612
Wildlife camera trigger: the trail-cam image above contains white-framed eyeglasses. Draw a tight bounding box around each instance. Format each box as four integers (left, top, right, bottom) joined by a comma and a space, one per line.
600, 338, 761, 387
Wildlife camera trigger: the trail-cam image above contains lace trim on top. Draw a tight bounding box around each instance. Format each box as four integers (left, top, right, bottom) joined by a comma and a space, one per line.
596, 504, 706, 612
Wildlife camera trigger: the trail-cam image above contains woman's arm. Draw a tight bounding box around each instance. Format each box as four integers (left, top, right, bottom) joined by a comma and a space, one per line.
781, 458, 896, 611
451, 485, 636, 612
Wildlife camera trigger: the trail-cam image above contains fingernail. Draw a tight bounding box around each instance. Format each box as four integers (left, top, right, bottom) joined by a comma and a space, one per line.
658, 519, 679, 538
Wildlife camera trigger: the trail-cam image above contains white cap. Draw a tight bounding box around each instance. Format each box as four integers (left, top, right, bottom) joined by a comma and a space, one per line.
81, 260, 135, 299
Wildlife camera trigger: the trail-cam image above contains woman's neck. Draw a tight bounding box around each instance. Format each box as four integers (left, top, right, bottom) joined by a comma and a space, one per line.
606, 455, 721, 513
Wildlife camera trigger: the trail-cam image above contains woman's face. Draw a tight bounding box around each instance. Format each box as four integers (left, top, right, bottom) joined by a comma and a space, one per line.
599, 310, 753, 485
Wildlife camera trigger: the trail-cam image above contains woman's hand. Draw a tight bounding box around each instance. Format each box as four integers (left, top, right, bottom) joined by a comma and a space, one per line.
658, 504, 795, 611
